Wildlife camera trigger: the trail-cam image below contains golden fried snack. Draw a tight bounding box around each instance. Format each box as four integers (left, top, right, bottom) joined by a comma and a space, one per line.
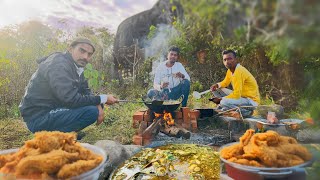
239, 129, 255, 146
0, 152, 15, 168
229, 157, 264, 167
15, 149, 79, 176
24, 131, 76, 153
220, 143, 244, 160
279, 136, 297, 144
0, 131, 103, 179
57, 158, 103, 179
221, 129, 313, 168
63, 142, 101, 160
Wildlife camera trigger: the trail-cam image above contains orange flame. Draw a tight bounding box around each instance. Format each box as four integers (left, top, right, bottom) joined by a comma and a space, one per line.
163, 111, 175, 126
154, 113, 162, 118
154, 111, 175, 126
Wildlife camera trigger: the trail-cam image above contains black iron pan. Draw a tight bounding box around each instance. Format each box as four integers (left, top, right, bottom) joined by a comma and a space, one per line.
142, 96, 183, 113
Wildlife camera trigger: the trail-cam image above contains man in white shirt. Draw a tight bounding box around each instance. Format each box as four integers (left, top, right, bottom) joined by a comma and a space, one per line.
147, 46, 190, 107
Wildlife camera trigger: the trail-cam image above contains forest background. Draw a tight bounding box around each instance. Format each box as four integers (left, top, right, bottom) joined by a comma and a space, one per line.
0, 0, 319, 158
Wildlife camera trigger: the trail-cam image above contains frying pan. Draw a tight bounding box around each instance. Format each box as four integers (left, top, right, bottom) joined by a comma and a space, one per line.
142, 96, 183, 113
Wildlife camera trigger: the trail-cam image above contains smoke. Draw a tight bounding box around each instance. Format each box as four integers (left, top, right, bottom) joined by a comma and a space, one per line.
144, 24, 179, 73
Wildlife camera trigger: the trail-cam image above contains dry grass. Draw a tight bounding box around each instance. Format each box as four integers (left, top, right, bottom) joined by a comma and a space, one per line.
0, 103, 143, 150
0, 118, 33, 150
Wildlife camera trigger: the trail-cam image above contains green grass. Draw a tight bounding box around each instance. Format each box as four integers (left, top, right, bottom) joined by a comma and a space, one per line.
80, 103, 145, 145
0, 118, 33, 150
0, 103, 145, 150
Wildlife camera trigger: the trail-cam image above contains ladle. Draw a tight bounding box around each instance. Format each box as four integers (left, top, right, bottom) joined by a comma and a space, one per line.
192, 89, 211, 99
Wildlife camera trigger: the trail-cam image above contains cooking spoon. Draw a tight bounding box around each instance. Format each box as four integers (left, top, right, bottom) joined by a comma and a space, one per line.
192, 89, 211, 99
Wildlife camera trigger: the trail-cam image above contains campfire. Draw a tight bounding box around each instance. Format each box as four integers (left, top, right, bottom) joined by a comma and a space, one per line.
156, 111, 174, 126
132, 107, 200, 146
155, 111, 191, 139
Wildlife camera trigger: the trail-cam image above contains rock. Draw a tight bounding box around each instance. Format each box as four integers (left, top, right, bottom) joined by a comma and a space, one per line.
94, 140, 142, 179
112, 0, 183, 79
296, 128, 320, 143
255, 104, 284, 119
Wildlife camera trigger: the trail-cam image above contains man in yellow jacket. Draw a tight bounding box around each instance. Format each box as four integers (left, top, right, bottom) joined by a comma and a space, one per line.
210, 50, 260, 116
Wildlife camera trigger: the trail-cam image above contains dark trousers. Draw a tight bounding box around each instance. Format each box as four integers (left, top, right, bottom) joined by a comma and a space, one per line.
26, 106, 99, 133
147, 79, 190, 107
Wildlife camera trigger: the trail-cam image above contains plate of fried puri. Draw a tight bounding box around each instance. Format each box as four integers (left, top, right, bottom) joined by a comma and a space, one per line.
219, 129, 315, 179
0, 131, 107, 180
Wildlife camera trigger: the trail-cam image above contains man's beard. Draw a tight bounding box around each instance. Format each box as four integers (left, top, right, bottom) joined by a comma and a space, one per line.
168, 59, 176, 64
76, 59, 87, 67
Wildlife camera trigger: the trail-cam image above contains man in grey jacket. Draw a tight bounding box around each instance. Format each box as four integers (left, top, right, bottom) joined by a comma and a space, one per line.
19, 38, 118, 134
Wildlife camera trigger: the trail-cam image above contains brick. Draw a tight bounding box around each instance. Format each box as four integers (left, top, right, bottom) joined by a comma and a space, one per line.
174, 111, 183, 119
175, 118, 183, 126
182, 122, 190, 130
132, 135, 143, 146
133, 111, 145, 122
132, 119, 139, 129
190, 109, 200, 120
191, 120, 198, 132
133, 110, 152, 122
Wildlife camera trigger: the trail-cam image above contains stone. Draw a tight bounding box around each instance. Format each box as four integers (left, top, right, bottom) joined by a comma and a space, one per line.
94, 140, 142, 178
296, 128, 320, 143
254, 104, 284, 119
112, 0, 184, 79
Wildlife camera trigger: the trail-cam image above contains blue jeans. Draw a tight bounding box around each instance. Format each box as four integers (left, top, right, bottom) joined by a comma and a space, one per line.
26, 106, 99, 133
219, 97, 257, 117
147, 79, 190, 107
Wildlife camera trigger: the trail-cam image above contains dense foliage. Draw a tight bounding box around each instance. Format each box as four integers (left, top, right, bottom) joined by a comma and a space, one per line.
0, 22, 114, 118
0, 0, 319, 120
173, 0, 319, 121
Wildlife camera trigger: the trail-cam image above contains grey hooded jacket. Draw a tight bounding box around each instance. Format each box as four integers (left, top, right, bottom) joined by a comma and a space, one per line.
19, 52, 101, 122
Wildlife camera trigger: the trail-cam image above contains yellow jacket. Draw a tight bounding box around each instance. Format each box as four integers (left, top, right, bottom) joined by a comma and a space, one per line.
219, 64, 260, 104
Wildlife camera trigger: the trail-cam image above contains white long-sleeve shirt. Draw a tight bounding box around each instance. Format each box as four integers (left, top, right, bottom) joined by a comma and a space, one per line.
153, 60, 190, 91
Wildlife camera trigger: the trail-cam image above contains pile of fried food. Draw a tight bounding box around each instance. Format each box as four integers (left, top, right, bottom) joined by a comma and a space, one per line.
0, 131, 103, 179
221, 129, 312, 167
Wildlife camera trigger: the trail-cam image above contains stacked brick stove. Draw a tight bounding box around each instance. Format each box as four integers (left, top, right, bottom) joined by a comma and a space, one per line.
132, 107, 200, 146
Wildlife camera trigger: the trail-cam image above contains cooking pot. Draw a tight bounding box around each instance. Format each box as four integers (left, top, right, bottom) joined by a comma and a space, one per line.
219, 142, 315, 180
195, 108, 218, 118
142, 96, 183, 113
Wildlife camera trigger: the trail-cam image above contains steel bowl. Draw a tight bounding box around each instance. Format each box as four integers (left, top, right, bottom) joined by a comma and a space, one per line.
219, 142, 315, 180
0, 143, 107, 180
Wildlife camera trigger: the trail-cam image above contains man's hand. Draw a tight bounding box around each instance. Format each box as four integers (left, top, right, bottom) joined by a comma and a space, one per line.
96, 105, 105, 125
209, 97, 222, 104
174, 72, 185, 79
210, 84, 219, 91
106, 95, 118, 105
161, 82, 169, 89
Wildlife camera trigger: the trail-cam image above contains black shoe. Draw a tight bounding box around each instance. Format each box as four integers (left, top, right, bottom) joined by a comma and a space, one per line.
76, 131, 86, 140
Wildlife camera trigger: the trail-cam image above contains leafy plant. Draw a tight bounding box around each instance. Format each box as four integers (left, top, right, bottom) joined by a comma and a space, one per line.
84, 63, 104, 92
147, 25, 157, 40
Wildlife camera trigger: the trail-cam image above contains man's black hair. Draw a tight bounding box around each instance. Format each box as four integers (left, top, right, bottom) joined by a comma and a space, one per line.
222, 49, 236, 58
168, 46, 180, 55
